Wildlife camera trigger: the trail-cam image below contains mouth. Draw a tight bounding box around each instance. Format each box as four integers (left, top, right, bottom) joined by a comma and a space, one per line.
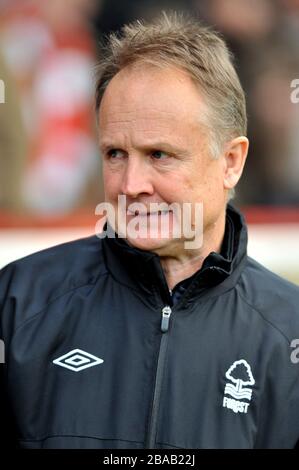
127, 210, 172, 216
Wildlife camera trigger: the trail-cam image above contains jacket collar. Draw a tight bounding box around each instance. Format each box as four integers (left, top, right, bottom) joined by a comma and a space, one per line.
102, 204, 248, 309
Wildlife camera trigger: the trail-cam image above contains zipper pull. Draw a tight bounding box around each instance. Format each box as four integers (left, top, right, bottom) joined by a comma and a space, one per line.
161, 306, 172, 333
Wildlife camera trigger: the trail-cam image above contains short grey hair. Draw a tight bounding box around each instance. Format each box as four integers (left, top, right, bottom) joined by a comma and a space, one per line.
95, 12, 247, 159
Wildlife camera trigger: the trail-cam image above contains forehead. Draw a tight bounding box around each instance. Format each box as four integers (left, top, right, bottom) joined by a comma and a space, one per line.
98, 64, 207, 131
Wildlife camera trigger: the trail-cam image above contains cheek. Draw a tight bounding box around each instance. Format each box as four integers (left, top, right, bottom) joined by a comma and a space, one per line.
158, 176, 191, 203
182, 170, 223, 206
103, 168, 122, 199
176, 173, 204, 203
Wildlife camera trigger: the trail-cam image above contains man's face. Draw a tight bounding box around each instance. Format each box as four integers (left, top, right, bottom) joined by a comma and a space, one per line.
98, 64, 228, 256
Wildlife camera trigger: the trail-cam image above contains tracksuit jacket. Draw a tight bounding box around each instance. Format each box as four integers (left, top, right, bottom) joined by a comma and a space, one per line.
1, 205, 299, 449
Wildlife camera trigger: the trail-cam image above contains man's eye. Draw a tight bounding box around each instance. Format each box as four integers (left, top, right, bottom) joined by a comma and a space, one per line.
107, 149, 122, 159
151, 150, 168, 160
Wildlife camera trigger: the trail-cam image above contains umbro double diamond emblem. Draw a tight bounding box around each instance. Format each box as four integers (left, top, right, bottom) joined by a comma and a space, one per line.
53, 349, 104, 372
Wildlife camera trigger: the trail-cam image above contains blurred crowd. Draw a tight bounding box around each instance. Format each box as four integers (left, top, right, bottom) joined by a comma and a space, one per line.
0, 0, 103, 215
0, 0, 299, 216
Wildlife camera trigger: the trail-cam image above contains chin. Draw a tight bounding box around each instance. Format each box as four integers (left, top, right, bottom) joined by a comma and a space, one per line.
126, 236, 173, 254
127, 236, 185, 259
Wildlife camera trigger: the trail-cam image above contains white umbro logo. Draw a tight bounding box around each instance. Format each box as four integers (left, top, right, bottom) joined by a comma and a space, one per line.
53, 349, 104, 372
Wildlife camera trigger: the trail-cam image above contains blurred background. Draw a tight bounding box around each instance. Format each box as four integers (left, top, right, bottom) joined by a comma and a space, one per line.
0, 0, 298, 283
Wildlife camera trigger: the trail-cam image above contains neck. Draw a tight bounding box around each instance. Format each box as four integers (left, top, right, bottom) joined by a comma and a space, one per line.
160, 212, 226, 290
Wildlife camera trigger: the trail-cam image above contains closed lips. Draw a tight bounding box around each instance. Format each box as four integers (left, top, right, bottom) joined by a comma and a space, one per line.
127, 210, 172, 216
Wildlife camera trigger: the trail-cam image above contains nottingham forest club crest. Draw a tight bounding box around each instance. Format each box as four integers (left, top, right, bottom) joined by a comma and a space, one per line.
222, 359, 255, 414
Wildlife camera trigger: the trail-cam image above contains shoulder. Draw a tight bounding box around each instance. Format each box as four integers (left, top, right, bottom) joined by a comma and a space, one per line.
0, 236, 107, 330
237, 256, 299, 341
0, 235, 106, 284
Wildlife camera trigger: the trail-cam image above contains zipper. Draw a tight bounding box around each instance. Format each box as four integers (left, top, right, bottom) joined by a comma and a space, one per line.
160, 305, 172, 332
145, 305, 172, 449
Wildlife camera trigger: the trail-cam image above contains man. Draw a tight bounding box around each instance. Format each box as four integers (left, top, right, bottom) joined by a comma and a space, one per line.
1, 13, 299, 449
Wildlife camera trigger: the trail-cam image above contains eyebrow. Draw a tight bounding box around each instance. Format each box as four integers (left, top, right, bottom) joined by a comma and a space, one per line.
99, 140, 190, 157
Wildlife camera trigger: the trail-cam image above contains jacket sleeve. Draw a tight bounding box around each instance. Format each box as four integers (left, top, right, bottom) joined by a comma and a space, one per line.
0, 264, 18, 450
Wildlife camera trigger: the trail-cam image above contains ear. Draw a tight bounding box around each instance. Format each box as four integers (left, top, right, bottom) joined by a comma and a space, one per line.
223, 136, 249, 190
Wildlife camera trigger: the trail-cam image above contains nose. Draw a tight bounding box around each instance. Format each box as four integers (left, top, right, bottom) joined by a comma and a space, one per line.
120, 156, 154, 198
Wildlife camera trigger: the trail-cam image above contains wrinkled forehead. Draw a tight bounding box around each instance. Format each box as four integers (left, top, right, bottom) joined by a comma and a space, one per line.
98, 63, 208, 127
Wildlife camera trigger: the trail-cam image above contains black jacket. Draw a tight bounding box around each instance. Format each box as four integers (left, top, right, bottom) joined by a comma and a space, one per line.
1, 205, 299, 449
